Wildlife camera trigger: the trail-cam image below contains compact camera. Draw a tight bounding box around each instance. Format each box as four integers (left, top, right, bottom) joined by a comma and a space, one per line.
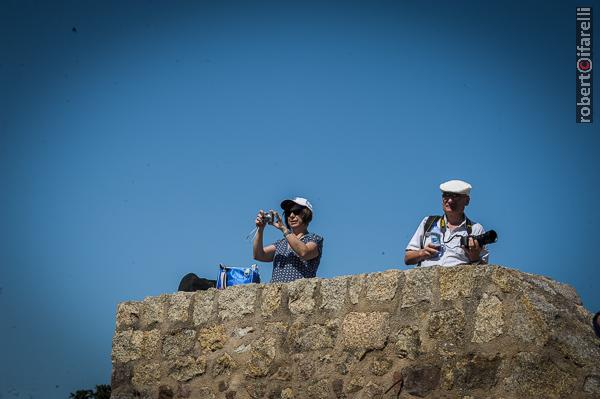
262, 210, 276, 224
460, 230, 498, 247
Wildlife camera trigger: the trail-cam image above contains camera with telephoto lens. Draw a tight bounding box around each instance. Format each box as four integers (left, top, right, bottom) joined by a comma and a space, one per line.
262, 210, 275, 224
460, 230, 498, 247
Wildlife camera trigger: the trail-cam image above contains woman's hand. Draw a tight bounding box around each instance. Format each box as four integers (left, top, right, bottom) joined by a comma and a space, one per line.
253, 210, 276, 262
255, 210, 267, 230
271, 211, 288, 233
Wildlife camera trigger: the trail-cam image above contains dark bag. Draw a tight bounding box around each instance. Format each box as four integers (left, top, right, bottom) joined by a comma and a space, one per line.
178, 273, 216, 292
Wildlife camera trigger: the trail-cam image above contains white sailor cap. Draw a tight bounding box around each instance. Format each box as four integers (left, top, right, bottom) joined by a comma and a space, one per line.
439, 180, 472, 195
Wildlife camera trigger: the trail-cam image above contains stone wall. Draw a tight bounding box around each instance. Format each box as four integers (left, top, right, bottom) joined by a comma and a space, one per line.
111, 266, 600, 399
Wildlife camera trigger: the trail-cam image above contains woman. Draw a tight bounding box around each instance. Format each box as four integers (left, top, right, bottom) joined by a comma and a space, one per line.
253, 197, 324, 283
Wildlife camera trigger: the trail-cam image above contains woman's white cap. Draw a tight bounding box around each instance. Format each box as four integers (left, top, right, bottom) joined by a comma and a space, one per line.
281, 197, 314, 212
440, 180, 472, 195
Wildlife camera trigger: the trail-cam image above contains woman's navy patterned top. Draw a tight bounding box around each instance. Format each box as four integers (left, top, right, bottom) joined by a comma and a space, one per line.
270, 233, 324, 283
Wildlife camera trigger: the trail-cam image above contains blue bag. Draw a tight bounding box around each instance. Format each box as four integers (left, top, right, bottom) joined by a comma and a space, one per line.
216, 264, 260, 289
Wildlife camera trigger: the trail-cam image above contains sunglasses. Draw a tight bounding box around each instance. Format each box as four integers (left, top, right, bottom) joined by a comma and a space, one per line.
442, 192, 466, 200
285, 206, 306, 216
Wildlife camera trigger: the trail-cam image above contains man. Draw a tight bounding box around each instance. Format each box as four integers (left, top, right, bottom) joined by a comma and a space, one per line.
405, 180, 489, 267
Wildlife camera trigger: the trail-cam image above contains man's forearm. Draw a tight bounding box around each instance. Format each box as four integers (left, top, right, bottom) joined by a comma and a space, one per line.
404, 249, 426, 265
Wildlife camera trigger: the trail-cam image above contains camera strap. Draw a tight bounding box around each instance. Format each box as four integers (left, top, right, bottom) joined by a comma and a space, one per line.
420, 215, 473, 248
245, 226, 259, 241
421, 215, 442, 249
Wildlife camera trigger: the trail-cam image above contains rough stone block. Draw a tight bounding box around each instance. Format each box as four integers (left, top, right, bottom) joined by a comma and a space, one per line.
116, 301, 140, 331
552, 281, 582, 305
192, 289, 215, 327
523, 290, 559, 323
162, 329, 196, 359
331, 379, 344, 398
246, 336, 277, 378
168, 356, 206, 382
491, 267, 524, 293
167, 292, 192, 324
288, 322, 334, 351
553, 332, 600, 367
260, 284, 282, 317
366, 269, 400, 302
335, 351, 361, 375
508, 294, 549, 345
345, 376, 365, 394
287, 278, 317, 314
523, 273, 582, 305
198, 324, 227, 352
140, 295, 167, 328
307, 379, 330, 399
364, 381, 384, 398
394, 326, 421, 359
234, 326, 254, 338
111, 363, 132, 392
320, 277, 347, 311
427, 309, 466, 354
293, 353, 316, 380
176, 384, 191, 398
503, 352, 577, 397
158, 385, 173, 399
113, 330, 161, 363
403, 364, 441, 398
264, 321, 288, 335
370, 357, 393, 376
584, 375, 600, 394
524, 273, 559, 295
217, 381, 228, 392
348, 274, 366, 305
449, 353, 501, 390
245, 382, 266, 398
132, 362, 161, 388
472, 294, 504, 343
273, 366, 292, 381
218, 284, 258, 321
196, 387, 215, 399
401, 267, 433, 308
439, 265, 490, 301
212, 352, 237, 376
341, 312, 390, 350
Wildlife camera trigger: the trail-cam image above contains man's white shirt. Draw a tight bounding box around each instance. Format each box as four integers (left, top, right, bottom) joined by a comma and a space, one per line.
406, 215, 489, 267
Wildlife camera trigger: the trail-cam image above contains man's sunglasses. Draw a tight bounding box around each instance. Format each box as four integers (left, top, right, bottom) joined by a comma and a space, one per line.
442, 192, 467, 199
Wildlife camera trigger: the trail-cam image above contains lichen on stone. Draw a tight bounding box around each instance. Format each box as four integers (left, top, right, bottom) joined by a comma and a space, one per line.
198, 324, 227, 352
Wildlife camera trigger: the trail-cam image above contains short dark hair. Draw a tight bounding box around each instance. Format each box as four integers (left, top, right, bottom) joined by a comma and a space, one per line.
284, 207, 313, 229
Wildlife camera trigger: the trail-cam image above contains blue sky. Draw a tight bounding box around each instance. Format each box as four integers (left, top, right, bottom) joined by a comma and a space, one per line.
1, 0, 598, 398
